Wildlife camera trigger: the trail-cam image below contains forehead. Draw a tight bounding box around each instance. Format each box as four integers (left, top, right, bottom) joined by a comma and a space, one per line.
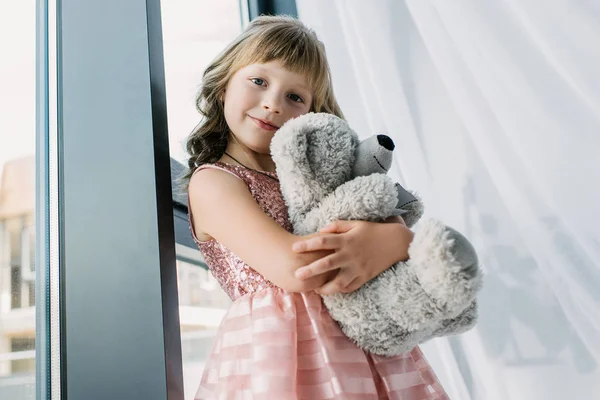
239, 61, 311, 90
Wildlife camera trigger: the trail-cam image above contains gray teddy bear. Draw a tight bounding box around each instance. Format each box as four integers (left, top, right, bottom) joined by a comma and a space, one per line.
271, 112, 482, 356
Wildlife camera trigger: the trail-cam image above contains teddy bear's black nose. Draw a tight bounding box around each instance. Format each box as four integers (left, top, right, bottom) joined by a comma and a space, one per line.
377, 134, 395, 151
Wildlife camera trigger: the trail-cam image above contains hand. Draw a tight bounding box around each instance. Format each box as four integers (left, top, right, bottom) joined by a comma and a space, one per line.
292, 219, 414, 295
383, 215, 406, 225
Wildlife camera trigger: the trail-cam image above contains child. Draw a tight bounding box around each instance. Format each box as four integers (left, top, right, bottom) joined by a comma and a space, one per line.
185, 15, 449, 400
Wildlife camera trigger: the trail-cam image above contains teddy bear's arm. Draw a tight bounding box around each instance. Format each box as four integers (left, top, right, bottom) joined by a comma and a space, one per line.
294, 174, 399, 235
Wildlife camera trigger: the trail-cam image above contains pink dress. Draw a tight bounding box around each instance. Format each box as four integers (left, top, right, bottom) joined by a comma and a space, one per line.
189, 162, 449, 400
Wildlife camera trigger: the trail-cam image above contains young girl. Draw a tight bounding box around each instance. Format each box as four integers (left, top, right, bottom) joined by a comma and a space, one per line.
185, 15, 449, 400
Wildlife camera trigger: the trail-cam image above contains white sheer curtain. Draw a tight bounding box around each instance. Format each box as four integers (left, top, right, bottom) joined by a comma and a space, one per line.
296, 1, 600, 399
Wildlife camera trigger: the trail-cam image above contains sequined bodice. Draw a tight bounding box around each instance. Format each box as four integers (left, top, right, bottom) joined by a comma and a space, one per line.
188, 162, 293, 301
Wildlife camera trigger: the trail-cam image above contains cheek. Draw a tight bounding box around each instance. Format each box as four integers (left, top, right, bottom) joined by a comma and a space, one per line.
223, 93, 247, 121
224, 79, 251, 108
223, 101, 237, 125
289, 105, 311, 119
280, 107, 309, 126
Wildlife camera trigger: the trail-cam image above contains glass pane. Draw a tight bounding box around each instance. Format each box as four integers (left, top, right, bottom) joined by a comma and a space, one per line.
160, 1, 242, 398
177, 257, 231, 398
162, 0, 244, 163
0, 1, 37, 399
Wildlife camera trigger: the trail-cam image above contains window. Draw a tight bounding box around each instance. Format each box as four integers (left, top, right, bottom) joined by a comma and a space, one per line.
5, 218, 36, 310
160, 1, 243, 397
161, 0, 245, 164
0, 1, 37, 398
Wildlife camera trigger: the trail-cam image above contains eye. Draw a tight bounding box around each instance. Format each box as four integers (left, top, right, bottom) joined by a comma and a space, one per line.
250, 78, 266, 86
288, 93, 304, 103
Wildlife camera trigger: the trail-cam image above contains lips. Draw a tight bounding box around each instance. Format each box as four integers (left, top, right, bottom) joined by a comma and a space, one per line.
250, 116, 279, 131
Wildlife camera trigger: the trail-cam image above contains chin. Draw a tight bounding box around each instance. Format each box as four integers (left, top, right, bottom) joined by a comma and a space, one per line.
252, 145, 272, 155
249, 137, 275, 155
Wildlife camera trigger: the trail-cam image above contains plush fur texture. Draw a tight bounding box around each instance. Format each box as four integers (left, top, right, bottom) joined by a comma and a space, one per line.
271, 112, 482, 356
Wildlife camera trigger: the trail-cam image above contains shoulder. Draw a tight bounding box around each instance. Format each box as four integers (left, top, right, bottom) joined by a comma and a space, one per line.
190, 160, 252, 189
188, 164, 251, 240
189, 164, 253, 208
190, 162, 241, 185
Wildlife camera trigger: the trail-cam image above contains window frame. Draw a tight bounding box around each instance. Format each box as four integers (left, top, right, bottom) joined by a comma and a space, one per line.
247, 0, 298, 19
50, 0, 182, 398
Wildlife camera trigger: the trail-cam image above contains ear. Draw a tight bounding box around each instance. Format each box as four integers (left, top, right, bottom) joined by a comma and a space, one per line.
271, 112, 359, 222
395, 183, 424, 228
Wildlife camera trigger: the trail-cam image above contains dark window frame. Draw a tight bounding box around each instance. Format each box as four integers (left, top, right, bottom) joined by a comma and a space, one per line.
247, 0, 298, 19
53, 0, 183, 398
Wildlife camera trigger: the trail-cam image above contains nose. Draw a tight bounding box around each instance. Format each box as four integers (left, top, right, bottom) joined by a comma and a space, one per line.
262, 93, 282, 114
377, 134, 395, 151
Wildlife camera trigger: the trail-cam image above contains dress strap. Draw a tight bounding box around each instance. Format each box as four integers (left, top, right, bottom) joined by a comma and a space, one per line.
190, 162, 246, 180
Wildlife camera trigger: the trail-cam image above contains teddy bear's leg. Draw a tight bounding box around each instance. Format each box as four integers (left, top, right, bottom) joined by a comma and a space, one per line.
376, 261, 455, 332
407, 219, 482, 318
295, 174, 399, 235
322, 274, 434, 356
428, 300, 479, 340
321, 254, 476, 356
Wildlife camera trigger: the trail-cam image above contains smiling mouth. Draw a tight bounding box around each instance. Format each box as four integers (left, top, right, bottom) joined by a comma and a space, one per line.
250, 116, 279, 131
373, 156, 388, 172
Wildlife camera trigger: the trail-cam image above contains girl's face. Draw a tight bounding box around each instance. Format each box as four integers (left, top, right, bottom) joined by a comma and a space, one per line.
222, 60, 313, 155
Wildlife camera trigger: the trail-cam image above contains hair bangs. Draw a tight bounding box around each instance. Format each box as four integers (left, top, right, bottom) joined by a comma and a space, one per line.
232, 26, 329, 99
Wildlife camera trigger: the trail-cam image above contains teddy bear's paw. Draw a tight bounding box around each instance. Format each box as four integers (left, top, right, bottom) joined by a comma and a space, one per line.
409, 219, 482, 315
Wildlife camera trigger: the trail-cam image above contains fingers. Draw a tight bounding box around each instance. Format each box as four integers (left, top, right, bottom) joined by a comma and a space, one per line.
339, 277, 362, 294
384, 215, 406, 225
293, 220, 362, 253
319, 220, 358, 234
295, 253, 342, 279
315, 272, 356, 295
292, 234, 343, 253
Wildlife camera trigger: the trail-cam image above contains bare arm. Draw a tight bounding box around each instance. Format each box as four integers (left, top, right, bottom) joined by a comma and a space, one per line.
188, 168, 336, 293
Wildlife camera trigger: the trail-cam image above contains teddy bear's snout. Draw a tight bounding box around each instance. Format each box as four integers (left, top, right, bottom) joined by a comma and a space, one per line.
377, 135, 395, 151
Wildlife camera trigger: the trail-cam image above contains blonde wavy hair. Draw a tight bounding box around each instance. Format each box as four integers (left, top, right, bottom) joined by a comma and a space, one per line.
182, 15, 344, 185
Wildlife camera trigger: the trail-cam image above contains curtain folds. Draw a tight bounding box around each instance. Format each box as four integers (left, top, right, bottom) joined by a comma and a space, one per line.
296, 1, 600, 399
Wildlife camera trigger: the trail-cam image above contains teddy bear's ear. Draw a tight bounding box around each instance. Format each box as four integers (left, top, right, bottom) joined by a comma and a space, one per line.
271, 112, 359, 221
395, 183, 424, 228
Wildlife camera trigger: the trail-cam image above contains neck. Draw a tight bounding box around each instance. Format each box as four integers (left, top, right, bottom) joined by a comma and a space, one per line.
224, 142, 276, 173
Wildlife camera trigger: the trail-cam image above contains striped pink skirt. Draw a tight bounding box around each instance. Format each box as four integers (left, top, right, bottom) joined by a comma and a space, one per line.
195, 287, 449, 400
